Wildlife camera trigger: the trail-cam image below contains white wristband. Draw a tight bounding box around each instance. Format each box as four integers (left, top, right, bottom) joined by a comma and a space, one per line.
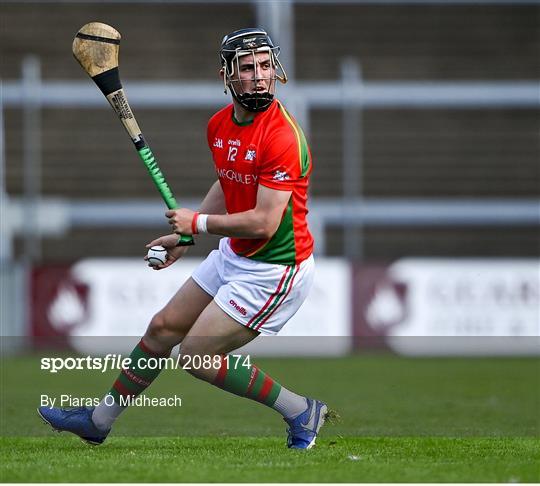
197, 214, 209, 234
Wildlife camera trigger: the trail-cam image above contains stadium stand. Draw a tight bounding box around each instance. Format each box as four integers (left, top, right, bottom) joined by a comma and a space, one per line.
2, 3, 539, 260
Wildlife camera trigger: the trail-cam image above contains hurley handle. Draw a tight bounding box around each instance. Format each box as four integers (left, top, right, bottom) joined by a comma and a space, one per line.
137, 146, 194, 246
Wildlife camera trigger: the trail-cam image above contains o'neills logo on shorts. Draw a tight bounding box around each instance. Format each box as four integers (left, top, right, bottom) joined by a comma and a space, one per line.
229, 299, 247, 316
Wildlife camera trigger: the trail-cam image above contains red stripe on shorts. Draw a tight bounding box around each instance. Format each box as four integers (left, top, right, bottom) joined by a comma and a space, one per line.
254, 266, 300, 331
247, 266, 290, 328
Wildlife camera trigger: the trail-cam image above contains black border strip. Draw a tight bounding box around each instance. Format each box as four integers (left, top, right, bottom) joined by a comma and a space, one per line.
92, 67, 122, 96
76, 32, 120, 45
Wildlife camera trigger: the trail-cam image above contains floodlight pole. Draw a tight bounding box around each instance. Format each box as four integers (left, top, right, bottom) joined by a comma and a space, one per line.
22, 55, 42, 263
0, 89, 10, 263
255, 0, 295, 81
341, 58, 364, 260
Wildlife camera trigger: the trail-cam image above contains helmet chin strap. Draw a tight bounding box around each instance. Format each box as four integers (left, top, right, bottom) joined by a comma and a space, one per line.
232, 90, 274, 113
229, 73, 276, 112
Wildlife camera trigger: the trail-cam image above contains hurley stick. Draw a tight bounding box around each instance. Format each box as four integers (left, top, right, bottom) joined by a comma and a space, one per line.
72, 22, 194, 246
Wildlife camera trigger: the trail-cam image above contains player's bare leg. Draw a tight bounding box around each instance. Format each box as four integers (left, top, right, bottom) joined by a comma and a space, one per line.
180, 302, 305, 414
179, 302, 328, 448
37, 278, 212, 444
89, 278, 212, 431
180, 300, 259, 364
143, 277, 214, 354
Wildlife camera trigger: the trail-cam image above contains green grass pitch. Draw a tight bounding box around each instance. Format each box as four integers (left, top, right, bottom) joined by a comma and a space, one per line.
1, 354, 539, 482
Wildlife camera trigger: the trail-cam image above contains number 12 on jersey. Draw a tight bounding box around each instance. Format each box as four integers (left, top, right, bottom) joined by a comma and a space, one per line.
227, 146, 238, 162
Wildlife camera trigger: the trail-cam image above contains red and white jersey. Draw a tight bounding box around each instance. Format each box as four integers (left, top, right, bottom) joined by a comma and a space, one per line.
207, 99, 313, 265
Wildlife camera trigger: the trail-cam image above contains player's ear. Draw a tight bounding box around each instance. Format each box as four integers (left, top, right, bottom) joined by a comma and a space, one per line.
219, 68, 225, 80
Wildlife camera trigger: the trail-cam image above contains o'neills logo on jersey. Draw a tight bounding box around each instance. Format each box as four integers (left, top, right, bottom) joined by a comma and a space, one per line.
229, 299, 247, 316
217, 168, 258, 185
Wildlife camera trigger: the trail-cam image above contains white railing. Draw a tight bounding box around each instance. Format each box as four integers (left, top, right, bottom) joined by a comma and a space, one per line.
3, 197, 539, 256
1, 54, 539, 261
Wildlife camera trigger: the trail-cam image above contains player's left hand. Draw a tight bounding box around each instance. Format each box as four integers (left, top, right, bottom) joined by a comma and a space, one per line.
166, 208, 196, 235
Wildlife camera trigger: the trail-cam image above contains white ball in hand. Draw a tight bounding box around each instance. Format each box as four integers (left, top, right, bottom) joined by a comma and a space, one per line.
147, 245, 167, 266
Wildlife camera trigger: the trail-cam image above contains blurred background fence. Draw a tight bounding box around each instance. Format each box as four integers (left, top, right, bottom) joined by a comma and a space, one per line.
1, 0, 539, 351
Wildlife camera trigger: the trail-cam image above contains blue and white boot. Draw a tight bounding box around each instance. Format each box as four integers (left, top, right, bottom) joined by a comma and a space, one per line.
284, 398, 328, 449
37, 406, 110, 445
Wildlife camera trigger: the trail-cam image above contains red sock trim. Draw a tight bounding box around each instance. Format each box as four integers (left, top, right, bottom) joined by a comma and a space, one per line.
113, 379, 135, 398
213, 354, 228, 388
256, 374, 274, 403
139, 339, 168, 358
122, 368, 151, 388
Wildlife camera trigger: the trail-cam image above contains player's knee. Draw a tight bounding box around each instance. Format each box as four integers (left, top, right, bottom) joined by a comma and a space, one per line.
178, 340, 214, 377
178, 341, 196, 371
146, 312, 167, 337
146, 312, 183, 339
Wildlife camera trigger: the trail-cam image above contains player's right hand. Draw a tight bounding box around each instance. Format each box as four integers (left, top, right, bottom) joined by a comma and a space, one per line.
145, 234, 189, 270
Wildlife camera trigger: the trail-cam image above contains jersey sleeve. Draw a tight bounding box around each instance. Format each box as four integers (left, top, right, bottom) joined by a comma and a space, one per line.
207, 113, 218, 150
258, 126, 303, 191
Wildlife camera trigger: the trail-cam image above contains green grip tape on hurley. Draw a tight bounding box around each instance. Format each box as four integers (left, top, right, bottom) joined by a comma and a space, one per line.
137, 146, 194, 246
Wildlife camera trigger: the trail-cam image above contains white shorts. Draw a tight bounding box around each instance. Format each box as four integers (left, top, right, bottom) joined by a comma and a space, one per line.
191, 238, 314, 335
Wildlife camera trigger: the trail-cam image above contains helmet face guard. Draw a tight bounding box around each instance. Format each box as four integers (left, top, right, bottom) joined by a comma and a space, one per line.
220, 28, 287, 112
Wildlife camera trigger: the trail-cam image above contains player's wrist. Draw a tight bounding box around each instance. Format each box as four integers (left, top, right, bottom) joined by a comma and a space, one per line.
192, 212, 209, 235
197, 214, 209, 234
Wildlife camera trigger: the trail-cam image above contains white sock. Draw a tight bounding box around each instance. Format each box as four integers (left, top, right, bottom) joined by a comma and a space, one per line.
272, 388, 307, 420
91, 394, 125, 431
